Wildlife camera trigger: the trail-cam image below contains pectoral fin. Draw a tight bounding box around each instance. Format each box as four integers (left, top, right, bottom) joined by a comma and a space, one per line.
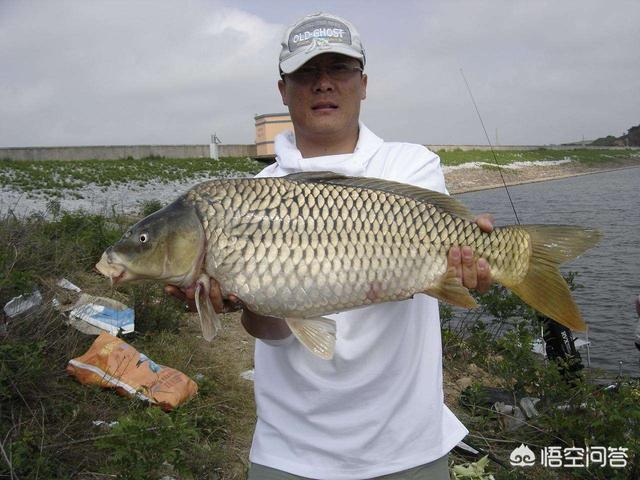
285, 317, 336, 360
195, 276, 222, 341
425, 267, 478, 309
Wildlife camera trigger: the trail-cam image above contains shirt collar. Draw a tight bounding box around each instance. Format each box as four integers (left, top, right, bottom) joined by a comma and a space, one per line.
273, 123, 384, 176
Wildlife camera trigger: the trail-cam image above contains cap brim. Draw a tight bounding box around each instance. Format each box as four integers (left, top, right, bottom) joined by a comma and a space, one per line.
280, 45, 364, 74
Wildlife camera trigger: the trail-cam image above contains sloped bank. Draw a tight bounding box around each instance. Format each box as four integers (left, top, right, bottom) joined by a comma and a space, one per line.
443, 156, 640, 194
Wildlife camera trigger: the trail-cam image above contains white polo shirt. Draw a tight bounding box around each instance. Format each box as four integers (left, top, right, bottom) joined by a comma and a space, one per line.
249, 124, 468, 479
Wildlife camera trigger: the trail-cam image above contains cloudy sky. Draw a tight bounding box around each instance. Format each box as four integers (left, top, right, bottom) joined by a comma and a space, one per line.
1, 0, 638, 147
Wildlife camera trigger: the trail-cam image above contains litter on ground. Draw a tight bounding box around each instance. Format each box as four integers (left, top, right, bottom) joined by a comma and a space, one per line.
67, 332, 198, 410
493, 402, 527, 431
68, 293, 134, 335
240, 369, 255, 382
57, 277, 82, 292
3, 289, 43, 318
92, 420, 119, 428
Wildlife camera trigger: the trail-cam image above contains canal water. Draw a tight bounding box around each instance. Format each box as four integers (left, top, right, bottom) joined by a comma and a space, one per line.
455, 167, 640, 376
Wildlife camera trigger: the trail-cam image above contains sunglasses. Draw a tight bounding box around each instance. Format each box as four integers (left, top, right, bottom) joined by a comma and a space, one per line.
285, 63, 364, 83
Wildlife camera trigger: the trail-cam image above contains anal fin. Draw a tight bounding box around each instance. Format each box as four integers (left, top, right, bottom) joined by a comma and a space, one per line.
195, 275, 222, 341
285, 317, 336, 360
425, 267, 479, 309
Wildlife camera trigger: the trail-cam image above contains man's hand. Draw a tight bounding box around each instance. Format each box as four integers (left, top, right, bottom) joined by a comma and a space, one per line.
164, 279, 292, 340
447, 213, 494, 293
164, 278, 242, 314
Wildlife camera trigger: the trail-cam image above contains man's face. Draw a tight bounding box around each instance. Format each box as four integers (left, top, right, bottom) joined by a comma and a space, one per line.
278, 53, 367, 141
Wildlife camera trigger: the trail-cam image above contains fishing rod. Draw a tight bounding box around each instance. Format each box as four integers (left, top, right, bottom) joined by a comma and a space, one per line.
459, 70, 593, 378
459, 68, 521, 225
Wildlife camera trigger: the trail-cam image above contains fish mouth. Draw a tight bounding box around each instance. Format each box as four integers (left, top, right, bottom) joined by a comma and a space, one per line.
95, 251, 128, 285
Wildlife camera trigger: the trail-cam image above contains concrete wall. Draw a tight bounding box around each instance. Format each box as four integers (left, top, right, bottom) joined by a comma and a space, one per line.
1, 143, 636, 161
0, 144, 256, 161
219, 144, 257, 157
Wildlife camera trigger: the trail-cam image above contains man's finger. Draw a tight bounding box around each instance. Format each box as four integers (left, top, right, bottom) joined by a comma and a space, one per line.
209, 277, 226, 313
183, 284, 197, 300
165, 285, 186, 302
475, 213, 495, 233
461, 246, 477, 289
447, 246, 462, 280
476, 258, 492, 293
164, 285, 198, 311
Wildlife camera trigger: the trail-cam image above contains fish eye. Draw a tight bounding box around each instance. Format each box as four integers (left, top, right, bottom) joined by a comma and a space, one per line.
139, 233, 149, 243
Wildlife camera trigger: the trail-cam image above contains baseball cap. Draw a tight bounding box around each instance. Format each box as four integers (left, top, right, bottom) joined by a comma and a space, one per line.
279, 12, 366, 75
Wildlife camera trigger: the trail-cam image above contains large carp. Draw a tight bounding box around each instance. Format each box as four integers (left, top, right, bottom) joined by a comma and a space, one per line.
96, 172, 602, 359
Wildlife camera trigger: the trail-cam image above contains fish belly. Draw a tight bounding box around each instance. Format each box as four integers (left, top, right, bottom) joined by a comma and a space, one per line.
190, 178, 453, 318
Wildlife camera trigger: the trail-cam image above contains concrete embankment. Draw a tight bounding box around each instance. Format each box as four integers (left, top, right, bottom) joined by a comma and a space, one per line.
0, 144, 256, 161
2, 143, 636, 161
444, 158, 640, 194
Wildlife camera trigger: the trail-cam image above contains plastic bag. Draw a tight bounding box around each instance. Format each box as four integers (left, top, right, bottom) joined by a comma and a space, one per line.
67, 332, 197, 410
69, 293, 134, 335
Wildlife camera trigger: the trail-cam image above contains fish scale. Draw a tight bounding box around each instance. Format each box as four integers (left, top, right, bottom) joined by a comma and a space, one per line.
185, 176, 523, 319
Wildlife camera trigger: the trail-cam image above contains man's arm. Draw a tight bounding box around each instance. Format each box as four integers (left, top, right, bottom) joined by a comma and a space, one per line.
241, 309, 291, 340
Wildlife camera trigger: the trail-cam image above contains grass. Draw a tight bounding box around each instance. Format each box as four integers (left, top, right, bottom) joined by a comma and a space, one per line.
2, 187, 639, 478
0, 156, 263, 193
2, 151, 639, 199
437, 148, 640, 166
441, 286, 640, 480
0, 209, 256, 479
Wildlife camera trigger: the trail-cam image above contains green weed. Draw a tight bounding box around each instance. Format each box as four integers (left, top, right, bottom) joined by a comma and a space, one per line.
0, 156, 263, 193
1, 209, 254, 479
446, 277, 639, 479
138, 199, 164, 217
95, 408, 199, 479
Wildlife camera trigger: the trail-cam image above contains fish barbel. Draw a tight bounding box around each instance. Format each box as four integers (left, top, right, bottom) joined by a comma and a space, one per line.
96, 171, 602, 359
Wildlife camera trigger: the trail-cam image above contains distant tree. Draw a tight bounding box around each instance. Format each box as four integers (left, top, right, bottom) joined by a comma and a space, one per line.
591, 135, 617, 146
591, 123, 640, 147
625, 124, 640, 146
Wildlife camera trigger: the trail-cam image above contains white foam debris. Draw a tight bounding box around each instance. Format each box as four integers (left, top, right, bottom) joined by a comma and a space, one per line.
0, 171, 250, 218
442, 158, 573, 173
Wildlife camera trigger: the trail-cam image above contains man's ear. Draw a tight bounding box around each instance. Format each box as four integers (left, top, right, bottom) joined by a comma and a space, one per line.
361, 74, 368, 100
278, 79, 288, 106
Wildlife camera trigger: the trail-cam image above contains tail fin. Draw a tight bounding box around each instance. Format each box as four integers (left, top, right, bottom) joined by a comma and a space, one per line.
510, 225, 602, 332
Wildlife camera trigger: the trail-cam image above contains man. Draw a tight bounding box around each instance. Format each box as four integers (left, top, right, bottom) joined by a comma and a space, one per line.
168, 12, 493, 479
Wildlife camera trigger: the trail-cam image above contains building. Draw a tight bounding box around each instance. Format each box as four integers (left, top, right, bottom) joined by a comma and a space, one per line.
255, 112, 292, 156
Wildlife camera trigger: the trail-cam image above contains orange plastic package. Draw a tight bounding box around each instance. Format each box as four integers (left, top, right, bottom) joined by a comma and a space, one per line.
67, 332, 198, 411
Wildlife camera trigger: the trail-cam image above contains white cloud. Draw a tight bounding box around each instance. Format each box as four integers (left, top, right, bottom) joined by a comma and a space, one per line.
363, 0, 640, 144
0, 1, 638, 147
0, 1, 284, 146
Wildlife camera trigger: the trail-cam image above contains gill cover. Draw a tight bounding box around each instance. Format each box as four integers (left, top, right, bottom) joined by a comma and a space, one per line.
96, 197, 205, 286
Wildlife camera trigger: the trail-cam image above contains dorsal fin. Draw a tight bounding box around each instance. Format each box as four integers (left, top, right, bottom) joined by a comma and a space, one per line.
283, 171, 474, 220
